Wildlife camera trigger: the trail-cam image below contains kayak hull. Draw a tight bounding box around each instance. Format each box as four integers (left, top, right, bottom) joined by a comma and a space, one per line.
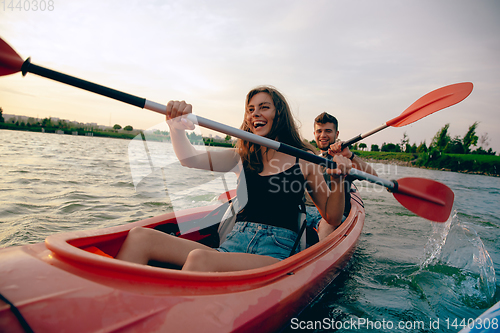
0, 191, 364, 333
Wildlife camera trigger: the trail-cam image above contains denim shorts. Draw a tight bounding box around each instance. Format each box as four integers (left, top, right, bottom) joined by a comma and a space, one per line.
305, 205, 322, 230
217, 222, 298, 261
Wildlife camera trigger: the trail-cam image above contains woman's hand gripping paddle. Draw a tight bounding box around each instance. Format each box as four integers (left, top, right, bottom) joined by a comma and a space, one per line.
341, 82, 473, 150
0, 36, 455, 222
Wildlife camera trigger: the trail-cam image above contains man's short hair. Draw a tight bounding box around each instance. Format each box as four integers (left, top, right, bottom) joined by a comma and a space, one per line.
315, 112, 338, 131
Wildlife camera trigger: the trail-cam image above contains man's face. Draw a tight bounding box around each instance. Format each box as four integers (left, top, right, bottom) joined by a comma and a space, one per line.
314, 122, 338, 151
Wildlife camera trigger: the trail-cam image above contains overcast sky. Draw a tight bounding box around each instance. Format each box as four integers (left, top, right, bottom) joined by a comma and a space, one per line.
1, 0, 499, 153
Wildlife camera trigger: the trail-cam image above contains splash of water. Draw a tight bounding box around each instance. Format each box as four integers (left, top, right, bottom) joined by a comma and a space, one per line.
421, 211, 453, 268
421, 211, 497, 304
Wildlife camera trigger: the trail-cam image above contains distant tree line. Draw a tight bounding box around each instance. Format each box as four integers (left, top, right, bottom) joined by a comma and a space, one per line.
352, 121, 496, 156
0, 107, 236, 147
0, 107, 138, 136
2, 106, 495, 157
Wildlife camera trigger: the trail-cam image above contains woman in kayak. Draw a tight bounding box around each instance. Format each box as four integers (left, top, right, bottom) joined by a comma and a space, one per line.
116, 86, 351, 272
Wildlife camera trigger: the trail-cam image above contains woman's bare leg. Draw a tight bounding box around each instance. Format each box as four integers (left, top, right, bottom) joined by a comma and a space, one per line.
183, 249, 279, 272
116, 227, 280, 273
115, 227, 216, 266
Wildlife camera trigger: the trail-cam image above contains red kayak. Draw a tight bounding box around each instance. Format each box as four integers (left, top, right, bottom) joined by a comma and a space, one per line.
0, 190, 364, 333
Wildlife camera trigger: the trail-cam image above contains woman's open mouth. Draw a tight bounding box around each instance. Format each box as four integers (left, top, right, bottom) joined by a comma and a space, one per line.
253, 120, 267, 129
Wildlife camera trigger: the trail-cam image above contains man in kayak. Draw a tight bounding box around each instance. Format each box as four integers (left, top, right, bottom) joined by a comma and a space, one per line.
116, 86, 352, 272
306, 112, 377, 241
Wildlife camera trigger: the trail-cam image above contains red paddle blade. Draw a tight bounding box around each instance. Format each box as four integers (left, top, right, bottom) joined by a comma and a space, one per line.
387, 82, 473, 127
0, 37, 24, 76
392, 177, 454, 222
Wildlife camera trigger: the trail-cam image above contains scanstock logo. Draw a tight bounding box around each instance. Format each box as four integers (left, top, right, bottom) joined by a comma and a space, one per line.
127, 122, 246, 235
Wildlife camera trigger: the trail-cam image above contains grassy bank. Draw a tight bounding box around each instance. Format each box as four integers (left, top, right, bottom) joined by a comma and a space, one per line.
355, 151, 417, 163
355, 150, 500, 176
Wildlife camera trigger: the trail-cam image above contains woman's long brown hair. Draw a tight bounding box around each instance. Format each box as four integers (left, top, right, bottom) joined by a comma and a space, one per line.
236, 86, 314, 173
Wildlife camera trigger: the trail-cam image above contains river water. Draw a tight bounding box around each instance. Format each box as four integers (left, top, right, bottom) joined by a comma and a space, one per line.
1, 129, 499, 332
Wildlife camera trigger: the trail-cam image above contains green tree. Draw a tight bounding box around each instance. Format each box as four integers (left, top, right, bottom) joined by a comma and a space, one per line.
381, 142, 401, 152
58, 120, 70, 129
371, 144, 379, 152
358, 143, 367, 151
462, 121, 479, 154
124, 125, 133, 131
113, 124, 122, 130
225, 135, 231, 141
446, 136, 464, 154
41, 118, 52, 127
430, 124, 451, 151
416, 141, 428, 153
472, 147, 496, 155
0, 107, 4, 123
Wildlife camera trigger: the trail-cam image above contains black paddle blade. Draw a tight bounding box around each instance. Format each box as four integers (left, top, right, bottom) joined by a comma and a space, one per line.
392, 177, 454, 223
0, 37, 24, 76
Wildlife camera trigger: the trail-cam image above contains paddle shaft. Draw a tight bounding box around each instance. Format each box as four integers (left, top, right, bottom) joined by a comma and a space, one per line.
22, 59, 146, 108
341, 124, 388, 150
21, 57, 422, 197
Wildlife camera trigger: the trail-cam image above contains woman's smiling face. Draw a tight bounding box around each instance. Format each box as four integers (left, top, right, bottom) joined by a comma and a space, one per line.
246, 92, 276, 137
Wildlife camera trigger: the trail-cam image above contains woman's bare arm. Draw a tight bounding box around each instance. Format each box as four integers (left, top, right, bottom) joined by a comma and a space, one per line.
166, 100, 241, 173
303, 155, 351, 228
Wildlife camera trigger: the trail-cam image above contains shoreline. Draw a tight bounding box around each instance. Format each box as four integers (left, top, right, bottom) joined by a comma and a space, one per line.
2, 126, 498, 177
0, 126, 234, 147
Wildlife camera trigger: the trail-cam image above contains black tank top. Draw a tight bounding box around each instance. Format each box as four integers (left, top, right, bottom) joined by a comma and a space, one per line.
236, 158, 306, 233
